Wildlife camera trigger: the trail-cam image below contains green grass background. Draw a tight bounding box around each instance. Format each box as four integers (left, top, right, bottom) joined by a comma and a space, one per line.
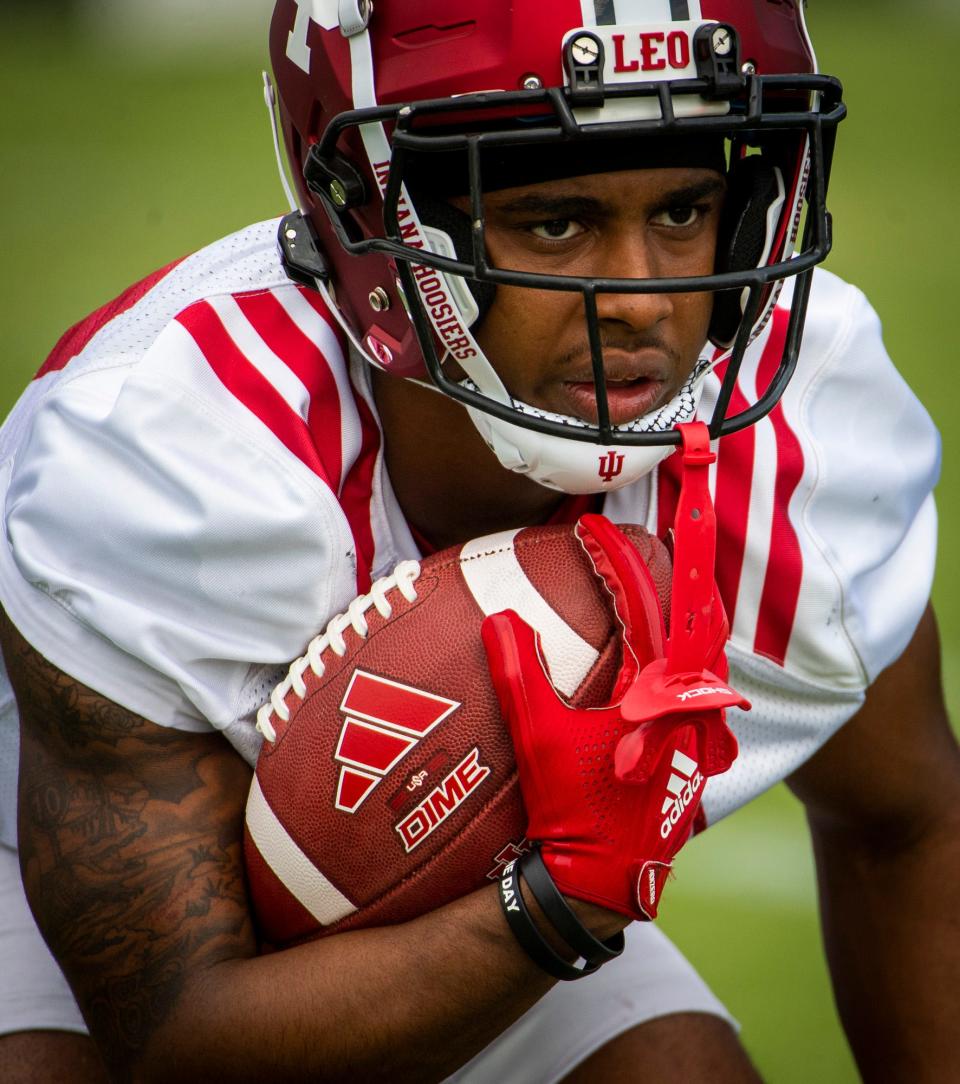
1, 6, 957, 1081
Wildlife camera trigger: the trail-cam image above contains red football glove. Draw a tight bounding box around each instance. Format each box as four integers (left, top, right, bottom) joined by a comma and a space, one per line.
481, 424, 748, 920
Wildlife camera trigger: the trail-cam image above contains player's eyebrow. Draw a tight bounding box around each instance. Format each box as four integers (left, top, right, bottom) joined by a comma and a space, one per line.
489, 194, 608, 220
488, 176, 727, 220
649, 176, 727, 212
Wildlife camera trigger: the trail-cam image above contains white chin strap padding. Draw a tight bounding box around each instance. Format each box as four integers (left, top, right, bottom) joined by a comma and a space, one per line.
462, 363, 712, 495
466, 408, 674, 495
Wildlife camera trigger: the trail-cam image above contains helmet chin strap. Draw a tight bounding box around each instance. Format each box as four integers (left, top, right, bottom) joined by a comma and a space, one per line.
462, 359, 713, 495
262, 71, 299, 214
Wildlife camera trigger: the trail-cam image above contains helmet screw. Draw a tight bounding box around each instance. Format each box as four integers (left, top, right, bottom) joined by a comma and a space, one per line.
329, 180, 349, 208
521, 74, 543, 90
369, 287, 391, 313
741, 60, 757, 75
570, 35, 600, 66
711, 25, 734, 57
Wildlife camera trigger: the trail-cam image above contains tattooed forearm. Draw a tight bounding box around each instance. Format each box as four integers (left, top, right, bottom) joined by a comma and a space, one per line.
2, 610, 255, 1079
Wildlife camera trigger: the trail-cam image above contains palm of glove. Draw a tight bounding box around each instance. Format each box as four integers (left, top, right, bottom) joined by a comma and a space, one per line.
482, 428, 748, 920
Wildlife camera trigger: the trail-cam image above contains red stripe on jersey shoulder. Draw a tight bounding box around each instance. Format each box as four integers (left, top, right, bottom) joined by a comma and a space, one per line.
232, 288, 345, 392
37, 257, 187, 378
177, 289, 381, 597
232, 288, 349, 488
268, 285, 380, 594
709, 387, 755, 630
299, 286, 349, 348
753, 309, 805, 665
298, 289, 380, 593
657, 308, 803, 666
175, 297, 330, 482
338, 387, 381, 596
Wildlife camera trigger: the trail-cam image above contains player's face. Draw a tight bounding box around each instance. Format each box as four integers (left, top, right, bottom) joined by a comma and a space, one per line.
461, 167, 725, 426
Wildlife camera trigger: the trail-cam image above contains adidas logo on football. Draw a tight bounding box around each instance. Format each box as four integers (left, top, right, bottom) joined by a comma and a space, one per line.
333, 670, 460, 814
659, 749, 704, 839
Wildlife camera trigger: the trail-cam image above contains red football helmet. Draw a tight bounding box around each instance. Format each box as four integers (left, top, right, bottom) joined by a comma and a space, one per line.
269, 0, 844, 493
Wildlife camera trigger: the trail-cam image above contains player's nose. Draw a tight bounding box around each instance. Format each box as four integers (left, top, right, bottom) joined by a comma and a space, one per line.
593, 229, 673, 331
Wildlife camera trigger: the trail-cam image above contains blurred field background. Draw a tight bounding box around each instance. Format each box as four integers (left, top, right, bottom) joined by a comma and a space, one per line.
1, 3, 957, 1080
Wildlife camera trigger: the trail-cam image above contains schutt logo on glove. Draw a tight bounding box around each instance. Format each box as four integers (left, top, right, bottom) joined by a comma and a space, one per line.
660, 749, 705, 839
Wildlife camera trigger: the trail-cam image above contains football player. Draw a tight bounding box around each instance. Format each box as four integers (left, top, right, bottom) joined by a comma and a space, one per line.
0, 2, 957, 1082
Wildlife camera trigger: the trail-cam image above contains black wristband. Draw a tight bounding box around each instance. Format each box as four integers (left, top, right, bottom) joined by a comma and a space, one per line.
498, 859, 600, 981
520, 847, 625, 966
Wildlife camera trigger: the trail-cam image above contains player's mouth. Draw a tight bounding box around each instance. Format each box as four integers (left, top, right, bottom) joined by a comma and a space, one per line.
559, 365, 672, 427
538, 344, 678, 426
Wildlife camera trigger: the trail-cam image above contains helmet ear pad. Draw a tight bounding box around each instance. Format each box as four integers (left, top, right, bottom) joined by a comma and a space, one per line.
409, 194, 497, 329
709, 156, 786, 349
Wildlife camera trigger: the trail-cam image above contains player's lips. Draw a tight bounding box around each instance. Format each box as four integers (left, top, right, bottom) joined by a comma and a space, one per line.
557, 356, 673, 426
561, 379, 668, 426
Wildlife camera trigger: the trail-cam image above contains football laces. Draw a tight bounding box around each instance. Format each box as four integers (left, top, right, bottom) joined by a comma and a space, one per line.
256, 560, 422, 743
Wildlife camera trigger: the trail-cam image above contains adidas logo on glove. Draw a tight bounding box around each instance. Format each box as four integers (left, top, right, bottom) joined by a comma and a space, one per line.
659, 749, 704, 839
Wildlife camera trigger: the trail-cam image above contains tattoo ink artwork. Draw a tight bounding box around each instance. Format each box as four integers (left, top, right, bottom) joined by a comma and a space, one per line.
3, 612, 252, 1072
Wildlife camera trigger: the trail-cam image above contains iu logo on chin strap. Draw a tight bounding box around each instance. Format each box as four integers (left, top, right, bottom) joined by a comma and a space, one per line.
598, 451, 626, 483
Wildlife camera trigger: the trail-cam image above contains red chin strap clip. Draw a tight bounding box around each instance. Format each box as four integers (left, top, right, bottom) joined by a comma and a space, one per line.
667, 422, 721, 675
617, 422, 748, 786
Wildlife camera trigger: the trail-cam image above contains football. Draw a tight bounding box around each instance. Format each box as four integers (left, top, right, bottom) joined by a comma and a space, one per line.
244, 518, 671, 947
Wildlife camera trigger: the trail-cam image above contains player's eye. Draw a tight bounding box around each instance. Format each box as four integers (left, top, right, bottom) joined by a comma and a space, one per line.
530, 219, 584, 241
652, 205, 704, 229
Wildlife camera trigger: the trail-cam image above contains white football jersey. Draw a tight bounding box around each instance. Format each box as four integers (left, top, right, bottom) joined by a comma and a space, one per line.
0, 218, 940, 850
